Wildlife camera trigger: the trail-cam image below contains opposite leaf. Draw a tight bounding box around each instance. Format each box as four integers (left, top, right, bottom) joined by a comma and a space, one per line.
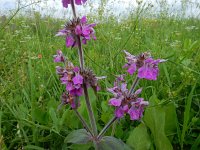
64, 129, 92, 144
97, 136, 131, 150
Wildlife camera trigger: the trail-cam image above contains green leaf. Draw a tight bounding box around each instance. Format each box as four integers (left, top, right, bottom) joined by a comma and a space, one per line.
101, 100, 109, 112
49, 107, 59, 132
67, 143, 92, 150
32, 107, 49, 124
164, 102, 177, 136
191, 133, 200, 150
144, 95, 173, 150
64, 129, 92, 144
64, 109, 80, 129
127, 124, 151, 150
23, 145, 44, 150
181, 84, 196, 148
97, 136, 131, 150
163, 64, 172, 88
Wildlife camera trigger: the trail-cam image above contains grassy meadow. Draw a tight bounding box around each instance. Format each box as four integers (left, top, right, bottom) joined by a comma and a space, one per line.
0, 3, 200, 150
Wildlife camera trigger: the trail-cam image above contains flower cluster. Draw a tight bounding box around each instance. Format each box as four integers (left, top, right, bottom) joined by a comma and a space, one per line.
123, 50, 166, 80
62, 0, 87, 8
80, 68, 99, 92
54, 50, 84, 108
56, 16, 96, 48
60, 92, 80, 109
108, 75, 149, 120
60, 67, 83, 96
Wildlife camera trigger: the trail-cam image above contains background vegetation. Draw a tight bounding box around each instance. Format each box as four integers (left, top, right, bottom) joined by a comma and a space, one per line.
0, 0, 200, 149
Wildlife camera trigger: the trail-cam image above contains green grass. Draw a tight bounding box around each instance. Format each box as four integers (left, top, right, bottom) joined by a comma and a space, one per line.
0, 9, 200, 150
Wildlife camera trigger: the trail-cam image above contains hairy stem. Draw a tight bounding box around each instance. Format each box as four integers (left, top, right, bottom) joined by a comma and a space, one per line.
83, 84, 98, 136
97, 117, 118, 140
74, 109, 93, 136
71, 0, 77, 18
128, 77, 140, 95
111, 120, 117, 136
76, 36, 84, 70
70, 0, 97, 137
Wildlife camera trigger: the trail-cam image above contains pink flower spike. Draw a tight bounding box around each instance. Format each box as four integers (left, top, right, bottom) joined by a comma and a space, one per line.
57, 14, 96, 48
109, 98, 122, 107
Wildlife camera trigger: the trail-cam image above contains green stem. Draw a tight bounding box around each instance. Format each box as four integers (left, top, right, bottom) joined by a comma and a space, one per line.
83, 84, 98, 136
70, 0, 77, 18
97, 117, 118, 140
76, 36, 84, 70
74, 109, 93, 136
128, 77, 140, 95
70, 0, 97, 138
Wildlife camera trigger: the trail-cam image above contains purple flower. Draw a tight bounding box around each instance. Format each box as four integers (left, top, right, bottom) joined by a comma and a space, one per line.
56, 16, 96, 48
54, 50, 65, 62
128, 107, 141, 120
109, 98, 122, 107
108, 76, 149, 120
124, 50, 166, 80
72, 74, 83, 85
127, 64, 137, 75
70, 88, 83, 96
61, 70, 83, 97
66, 36, 76, 47
62, 0, 87, 8
138, 58, 166, 80
115, 107, 125, 118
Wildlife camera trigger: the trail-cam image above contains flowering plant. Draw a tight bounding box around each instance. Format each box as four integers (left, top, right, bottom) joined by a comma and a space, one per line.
53, 0, 166, 149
